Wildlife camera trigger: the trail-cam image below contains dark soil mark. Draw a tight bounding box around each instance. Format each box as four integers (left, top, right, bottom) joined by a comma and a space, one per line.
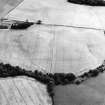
0, 62, 105, 104
67, 0, 105, 6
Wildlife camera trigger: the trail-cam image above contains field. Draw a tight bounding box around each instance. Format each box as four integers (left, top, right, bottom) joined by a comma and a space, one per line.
0, 0, 105, 105
5, 0, 105, 29
0, 25, 105, 74
0, 77, 51, 105
0, 23, 104, 104
0, 0, 23, 17
54, 72, 105, 105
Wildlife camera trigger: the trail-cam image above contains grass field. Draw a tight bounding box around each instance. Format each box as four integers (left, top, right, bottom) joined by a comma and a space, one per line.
53, 72, 105, 105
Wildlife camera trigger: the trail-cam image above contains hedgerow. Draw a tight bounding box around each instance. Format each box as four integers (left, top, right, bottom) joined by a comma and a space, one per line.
67, 0, 105, 6
0, 62, 104, 101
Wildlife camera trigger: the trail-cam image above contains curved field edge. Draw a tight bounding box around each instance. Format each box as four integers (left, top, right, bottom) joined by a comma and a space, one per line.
0, 77, 52, 105
67, 0, 105, 6
0, 61, 105, 104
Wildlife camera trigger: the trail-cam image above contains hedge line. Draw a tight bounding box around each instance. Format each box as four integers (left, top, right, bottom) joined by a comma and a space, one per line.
0, 62, 105, 99
67, 0, 105, 6
11, 22, 34, 30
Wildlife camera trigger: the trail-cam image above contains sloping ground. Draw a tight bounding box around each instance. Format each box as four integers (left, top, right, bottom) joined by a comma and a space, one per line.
5, 0, 105, 29
53, 72, 105, 105
0, 25, 105, 74
0, 77, 51, 105
0, 0, 23, 18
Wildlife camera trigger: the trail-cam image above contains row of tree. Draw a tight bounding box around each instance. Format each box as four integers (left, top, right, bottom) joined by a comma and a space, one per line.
0, 63, 76, 98
67, 0, 105, 6
0, 62, 105, 98
74, 63, 105, 85
11, 21, 34, 30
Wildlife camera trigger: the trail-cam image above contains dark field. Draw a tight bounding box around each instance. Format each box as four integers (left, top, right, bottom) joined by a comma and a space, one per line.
54, 72, 105, 105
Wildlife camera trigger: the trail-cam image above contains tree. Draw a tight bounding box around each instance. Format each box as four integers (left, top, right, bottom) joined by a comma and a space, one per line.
67, 0, 105, 6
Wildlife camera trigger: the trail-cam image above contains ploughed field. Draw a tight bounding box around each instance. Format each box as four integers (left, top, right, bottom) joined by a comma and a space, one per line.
0, 77, 51, 105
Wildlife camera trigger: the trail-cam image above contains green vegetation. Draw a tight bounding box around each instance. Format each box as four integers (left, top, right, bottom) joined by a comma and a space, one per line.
0, 25, 8, 29
67, 0, 105, 6
0, 61, 105, 101
11, 21, 34, 29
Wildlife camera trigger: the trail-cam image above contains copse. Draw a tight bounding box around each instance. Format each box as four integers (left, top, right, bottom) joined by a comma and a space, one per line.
11, 21, 34, 30
65, 73, 76, 81
67, 0, 105, 6
53, 73, 76, 85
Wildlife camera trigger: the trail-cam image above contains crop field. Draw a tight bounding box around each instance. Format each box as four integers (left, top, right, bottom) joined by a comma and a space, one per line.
0, 77, 51, 105
0, 25, 105, 74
